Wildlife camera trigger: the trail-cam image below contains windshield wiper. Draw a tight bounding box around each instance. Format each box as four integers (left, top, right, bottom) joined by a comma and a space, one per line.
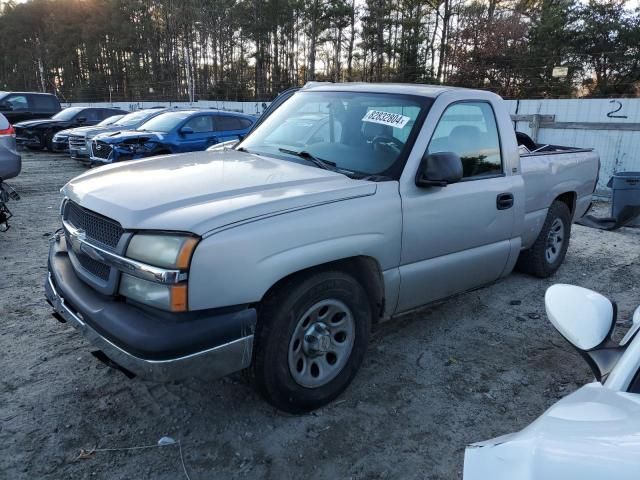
278, 148, 340, 172
354, 174, 393, 182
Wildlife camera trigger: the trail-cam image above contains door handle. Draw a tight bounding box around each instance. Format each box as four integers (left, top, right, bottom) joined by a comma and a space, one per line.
497, 193, 514, 210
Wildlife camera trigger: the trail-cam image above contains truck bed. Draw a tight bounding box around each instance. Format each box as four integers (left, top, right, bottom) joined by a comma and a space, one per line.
519, 143, 599, 249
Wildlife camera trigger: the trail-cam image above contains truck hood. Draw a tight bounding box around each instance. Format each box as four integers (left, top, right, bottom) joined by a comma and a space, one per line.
14, 118, 59, 128
67, 125, 120, 138
94, 129, 161, 143
62, 150, 376, 235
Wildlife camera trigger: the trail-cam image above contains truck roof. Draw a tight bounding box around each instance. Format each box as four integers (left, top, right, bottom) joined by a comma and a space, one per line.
0, 91, 58, 97
300, 83, 507, 102
301, 82, 463, 98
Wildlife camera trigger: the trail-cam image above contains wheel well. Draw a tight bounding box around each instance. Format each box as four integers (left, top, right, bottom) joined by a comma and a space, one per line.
555, 191, 576, 215
260, 256, 386, 322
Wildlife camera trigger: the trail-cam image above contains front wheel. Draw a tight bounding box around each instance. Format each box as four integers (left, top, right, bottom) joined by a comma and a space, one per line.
517, 200, 572, 278
252, 270, 371, 413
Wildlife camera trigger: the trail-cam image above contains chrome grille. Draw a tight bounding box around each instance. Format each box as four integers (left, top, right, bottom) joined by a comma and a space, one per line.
92, 140, 112, 160
75, 248, 111, 280
68, 135, 86, 150
64, 201, 123, 250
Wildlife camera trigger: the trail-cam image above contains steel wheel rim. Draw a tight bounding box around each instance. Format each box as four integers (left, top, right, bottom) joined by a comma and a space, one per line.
545, 218, 565, 264
288, 299, 355, 388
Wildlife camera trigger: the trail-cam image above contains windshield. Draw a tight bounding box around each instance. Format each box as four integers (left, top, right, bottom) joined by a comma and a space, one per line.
238, 91, 431, 177
98, 114, 124, 126
137, 111, 193, 133
114, 110, 158, 127
52, 107, 84, 121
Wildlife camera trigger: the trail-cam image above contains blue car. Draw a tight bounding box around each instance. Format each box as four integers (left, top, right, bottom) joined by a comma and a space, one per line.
90, 110, 255, 164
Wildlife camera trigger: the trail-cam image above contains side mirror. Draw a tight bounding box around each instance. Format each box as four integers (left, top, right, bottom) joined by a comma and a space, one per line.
415, 152, 463, 188
0, 102, 12, 111
180, 126, 194, 135
545, 284, 624, 382
76, 117, 87, 124
545, 284, 614, 351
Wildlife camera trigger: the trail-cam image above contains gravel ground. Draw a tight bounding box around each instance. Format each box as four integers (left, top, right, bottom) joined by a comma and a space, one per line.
1, 151, 639, 480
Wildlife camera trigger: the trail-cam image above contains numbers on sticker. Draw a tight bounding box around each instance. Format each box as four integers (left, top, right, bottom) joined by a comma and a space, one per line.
607, 100, 628, 119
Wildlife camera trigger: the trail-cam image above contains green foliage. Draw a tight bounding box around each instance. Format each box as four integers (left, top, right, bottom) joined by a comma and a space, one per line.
0, 0, 638, 101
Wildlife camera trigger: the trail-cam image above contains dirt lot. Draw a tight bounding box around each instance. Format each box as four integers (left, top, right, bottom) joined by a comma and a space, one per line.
1, 151, 639, 480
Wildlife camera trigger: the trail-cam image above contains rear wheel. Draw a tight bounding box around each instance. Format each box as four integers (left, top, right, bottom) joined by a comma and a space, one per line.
252, 270, 371, 413
517, 200, 572, 278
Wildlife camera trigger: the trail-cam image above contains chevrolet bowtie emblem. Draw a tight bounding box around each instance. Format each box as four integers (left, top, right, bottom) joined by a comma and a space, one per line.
68, 228, 87, 254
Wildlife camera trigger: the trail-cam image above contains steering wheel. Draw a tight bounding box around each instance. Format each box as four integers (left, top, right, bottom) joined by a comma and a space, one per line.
371, 135, 404, 150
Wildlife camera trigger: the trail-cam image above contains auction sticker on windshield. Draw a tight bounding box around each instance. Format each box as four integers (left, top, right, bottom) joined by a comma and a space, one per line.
362, 110, 410, 129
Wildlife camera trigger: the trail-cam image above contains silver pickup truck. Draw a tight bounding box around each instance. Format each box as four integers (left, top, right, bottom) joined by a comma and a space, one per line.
45, 84, 599, 412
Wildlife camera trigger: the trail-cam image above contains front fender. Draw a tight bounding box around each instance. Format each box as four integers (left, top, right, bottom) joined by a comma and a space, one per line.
187, 182, 402, 310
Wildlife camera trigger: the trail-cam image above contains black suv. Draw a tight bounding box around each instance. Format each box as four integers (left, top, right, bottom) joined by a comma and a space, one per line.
14, 107, 126, 151
0, 92, 61, 123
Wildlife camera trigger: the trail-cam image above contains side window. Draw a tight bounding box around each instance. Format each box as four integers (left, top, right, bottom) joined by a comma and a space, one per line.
81, 109, 101, 121
215, 116, 242, 132
5, 95, 28, 111
30, 95, 58, 111
100, 109, 118, 120
427, 102, 502, 179
184, 115, 214, 133
239, 118, 253, 129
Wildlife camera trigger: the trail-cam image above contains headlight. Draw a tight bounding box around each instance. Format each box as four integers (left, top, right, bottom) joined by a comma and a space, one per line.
126, 234, 198, 269
119, 274, 187, 311
119, 143, 147, 154
53, 134, 68, 142
119, 233, 198, 312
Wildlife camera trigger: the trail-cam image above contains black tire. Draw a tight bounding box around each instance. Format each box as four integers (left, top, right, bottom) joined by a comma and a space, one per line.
45, 133, 55, 152
252, 270, 371, 413
517, 200, 572, 278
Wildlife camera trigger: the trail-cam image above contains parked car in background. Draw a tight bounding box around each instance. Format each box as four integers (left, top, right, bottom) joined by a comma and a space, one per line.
66, 109, 169, 162
0, 92, 61, 124
14, 107, 125, 151
52, 114, 125, 153
90, 110, 255, 164
46, 83, 599, 413
464, 284, 640, 480
0, 113, 20, 179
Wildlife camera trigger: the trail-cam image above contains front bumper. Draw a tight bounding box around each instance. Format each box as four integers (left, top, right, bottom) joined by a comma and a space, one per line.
45, 236, 256, 381
15, 134, 42, 147
91, 147, 136, 164
70, 148, 90, 161
51, 139, 69, 153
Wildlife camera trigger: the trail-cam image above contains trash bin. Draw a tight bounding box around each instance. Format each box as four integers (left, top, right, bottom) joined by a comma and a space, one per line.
608, 172, 640, 227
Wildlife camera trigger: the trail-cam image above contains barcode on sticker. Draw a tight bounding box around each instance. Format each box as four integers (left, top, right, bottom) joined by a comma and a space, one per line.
362, 110, 410, 129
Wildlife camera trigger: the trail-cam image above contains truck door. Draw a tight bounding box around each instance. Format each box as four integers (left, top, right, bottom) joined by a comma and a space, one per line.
397, 101, 516, 312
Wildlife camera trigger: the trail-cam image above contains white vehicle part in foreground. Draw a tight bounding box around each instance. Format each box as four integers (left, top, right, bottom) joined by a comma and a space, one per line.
464, 383, 640, 480
465, 285, 640, 479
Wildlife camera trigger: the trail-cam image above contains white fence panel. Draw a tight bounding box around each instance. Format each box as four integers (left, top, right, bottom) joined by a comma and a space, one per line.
62, 101, 268, 115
